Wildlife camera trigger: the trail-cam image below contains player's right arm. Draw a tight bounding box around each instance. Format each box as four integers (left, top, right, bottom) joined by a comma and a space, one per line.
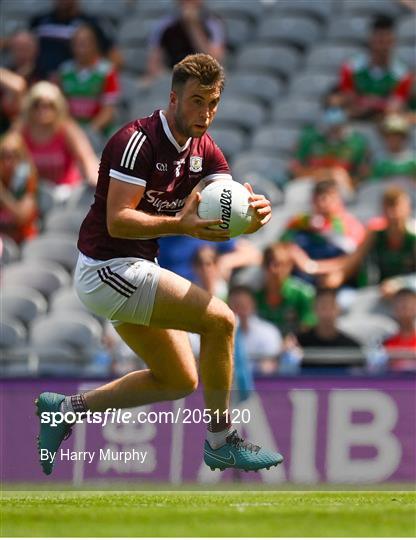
106, 180, 230, 241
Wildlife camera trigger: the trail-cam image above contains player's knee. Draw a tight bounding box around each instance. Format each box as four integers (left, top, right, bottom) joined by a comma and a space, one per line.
213, 304, 235, 336
171, 372, 199, 398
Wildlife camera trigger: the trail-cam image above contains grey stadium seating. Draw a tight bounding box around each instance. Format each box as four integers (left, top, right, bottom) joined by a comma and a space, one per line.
0, 236, 20, 265
209, 0, 265, 24
272, 98, 322, 126
235, 44, 301, 79
50, 286, 93, 316
208, 126, 247, 160
306, 44, 364, 72
398, 17, 416, 45
326, 15, 372, 44
340, 0, 403, 17
1, 287, 48, 327
231, 152, 288, 186
44, 208, 86, 235
213, 96, 266, 133
289, 72, 338, 98
256, 16, 321, 49
22, 233, 79, 273
0, 319, 27, 350
270, 0, 334, 22
223, 72, 284, 108
251, 125, 300, 156
2, 261, 70, 299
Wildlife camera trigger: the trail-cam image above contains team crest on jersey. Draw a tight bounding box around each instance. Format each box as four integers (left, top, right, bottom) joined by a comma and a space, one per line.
190, 156, 203, 172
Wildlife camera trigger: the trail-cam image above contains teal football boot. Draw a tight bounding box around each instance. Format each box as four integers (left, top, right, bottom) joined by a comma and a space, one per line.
35, 392, 73, 475
204, 429, 283, 472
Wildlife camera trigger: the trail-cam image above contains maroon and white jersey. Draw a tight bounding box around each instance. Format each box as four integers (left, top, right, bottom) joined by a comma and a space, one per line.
77, 110, 231, 261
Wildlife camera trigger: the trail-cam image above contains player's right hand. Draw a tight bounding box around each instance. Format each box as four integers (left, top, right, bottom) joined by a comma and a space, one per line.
177, 192, 231, 242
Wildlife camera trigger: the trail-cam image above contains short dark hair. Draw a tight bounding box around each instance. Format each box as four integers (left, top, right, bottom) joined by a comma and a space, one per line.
313, 179, 338, 197
372, 15, 395, 32
228, 285, 255, 299
172, 53, 225, 93
394, 288, 416, 301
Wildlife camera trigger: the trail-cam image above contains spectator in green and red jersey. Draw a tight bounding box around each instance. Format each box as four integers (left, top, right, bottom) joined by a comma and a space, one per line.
383, 288, 416, 372
371, 114, 416, 181
290, 88, 370, 193
59, 24, 120, 136
339, 16, 412, 120
280, 179, 366, 284
254, 242, 317, 336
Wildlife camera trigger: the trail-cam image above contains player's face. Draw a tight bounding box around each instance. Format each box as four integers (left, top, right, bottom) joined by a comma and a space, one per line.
173, 78, 221, 139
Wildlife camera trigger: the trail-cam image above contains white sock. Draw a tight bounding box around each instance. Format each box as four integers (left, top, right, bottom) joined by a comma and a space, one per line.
60, 396, 74, 414
206, 426, 233, 449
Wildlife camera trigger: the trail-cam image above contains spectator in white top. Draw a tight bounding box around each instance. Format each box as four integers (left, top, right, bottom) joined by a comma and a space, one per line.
228, 286, 283, 375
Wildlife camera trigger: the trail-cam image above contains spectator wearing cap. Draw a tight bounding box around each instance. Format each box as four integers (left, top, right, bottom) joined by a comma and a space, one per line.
281, 179, 366, 284
59, 24, 120, 137
290, 88, 370, 193
228, 285, 282, 375
383, 288, 416, 372
145, 0, 225, 82
30, 0, 121, 78
371, 114, 416, 180
339, 16, 412, 120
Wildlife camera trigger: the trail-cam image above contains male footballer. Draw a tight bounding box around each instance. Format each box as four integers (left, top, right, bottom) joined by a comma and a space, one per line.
36, 54, 283, 475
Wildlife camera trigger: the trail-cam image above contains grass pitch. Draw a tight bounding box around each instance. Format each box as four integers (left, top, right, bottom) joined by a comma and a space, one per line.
1, 490, 415, 537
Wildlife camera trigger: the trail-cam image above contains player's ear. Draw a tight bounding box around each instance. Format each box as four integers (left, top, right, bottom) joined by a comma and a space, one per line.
169, 90, 178, 107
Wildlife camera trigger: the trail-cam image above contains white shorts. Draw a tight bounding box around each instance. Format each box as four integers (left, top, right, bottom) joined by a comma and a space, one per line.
74, 252, 161, 327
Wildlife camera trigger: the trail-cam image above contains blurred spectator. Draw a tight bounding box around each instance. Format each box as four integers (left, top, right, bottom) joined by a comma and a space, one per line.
192, 244, 229, 301
339, 16, 412, 120
5, 30, 44, 85
59, 24, 120, 136
294, 187, 416, 292
30, 0, 121, 78
281, 179, 365, 283
383, 288, 416, 371
254, 243, 317, 335
290, 88, 370, 192
371, 114, 416, 180
0, 131, 38, 244
0, 68, 26, 135
295, 288, 362, 370
158, 235, 261, 284
228, 285, 282, 375
14, 81, 98, 191
145, 0, 225, 81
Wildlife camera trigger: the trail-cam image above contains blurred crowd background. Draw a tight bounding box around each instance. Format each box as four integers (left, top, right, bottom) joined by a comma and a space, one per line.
1, 0, 415, 384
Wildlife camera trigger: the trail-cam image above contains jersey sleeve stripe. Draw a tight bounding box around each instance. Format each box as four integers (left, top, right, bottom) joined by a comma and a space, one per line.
120, 130, 140, 168
110, 168, 147, 186
202, 173, 233, 182
129, 134, 147, 170
124, 131, 143, 169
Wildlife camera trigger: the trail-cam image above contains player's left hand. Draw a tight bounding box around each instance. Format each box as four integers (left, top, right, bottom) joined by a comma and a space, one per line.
244, 182, 272, 234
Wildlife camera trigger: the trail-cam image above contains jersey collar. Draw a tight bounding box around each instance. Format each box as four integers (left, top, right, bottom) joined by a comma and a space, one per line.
159, 110, 191, 153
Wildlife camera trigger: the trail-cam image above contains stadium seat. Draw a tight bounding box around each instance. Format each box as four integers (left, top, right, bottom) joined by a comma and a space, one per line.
396, 45, 416, 69
350, 121, 384, 156
289, 72, 338, 98
129, 94, 168, 121
133, 0, 176, 17
235, 44, 301, 79
50, 286, 92, 315
80, 0, 128, 20
22, 233, 78, 273
224, 72, 284, 107
0, 319, 27, 350
2, 261, 70, 299
65, 184, 95, 212
270, 0, 334, 22
0, 236, 20, 265
231, 152, 288, 186
284, 179, 314, 212
213, 96, 266, 133
340, 0, 402, 17
398, 17, 416, 45
1, 287, 48, 327
338, 313, 398, 345
239, 173, 284, 207
30, 313, 103, 360
44, 208, 86, 235
256, 16, 321, 49
272, 99, 322, 126
222, 15, 253, 51
209, 0, 265, 24
327, 15, 372, 44
119, 17, 161, 47
251, 125, 300, 156
306, 44, 364, 72
1, 0, 51, 16
120, 46, 149, 75
208, 126, 247, 160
